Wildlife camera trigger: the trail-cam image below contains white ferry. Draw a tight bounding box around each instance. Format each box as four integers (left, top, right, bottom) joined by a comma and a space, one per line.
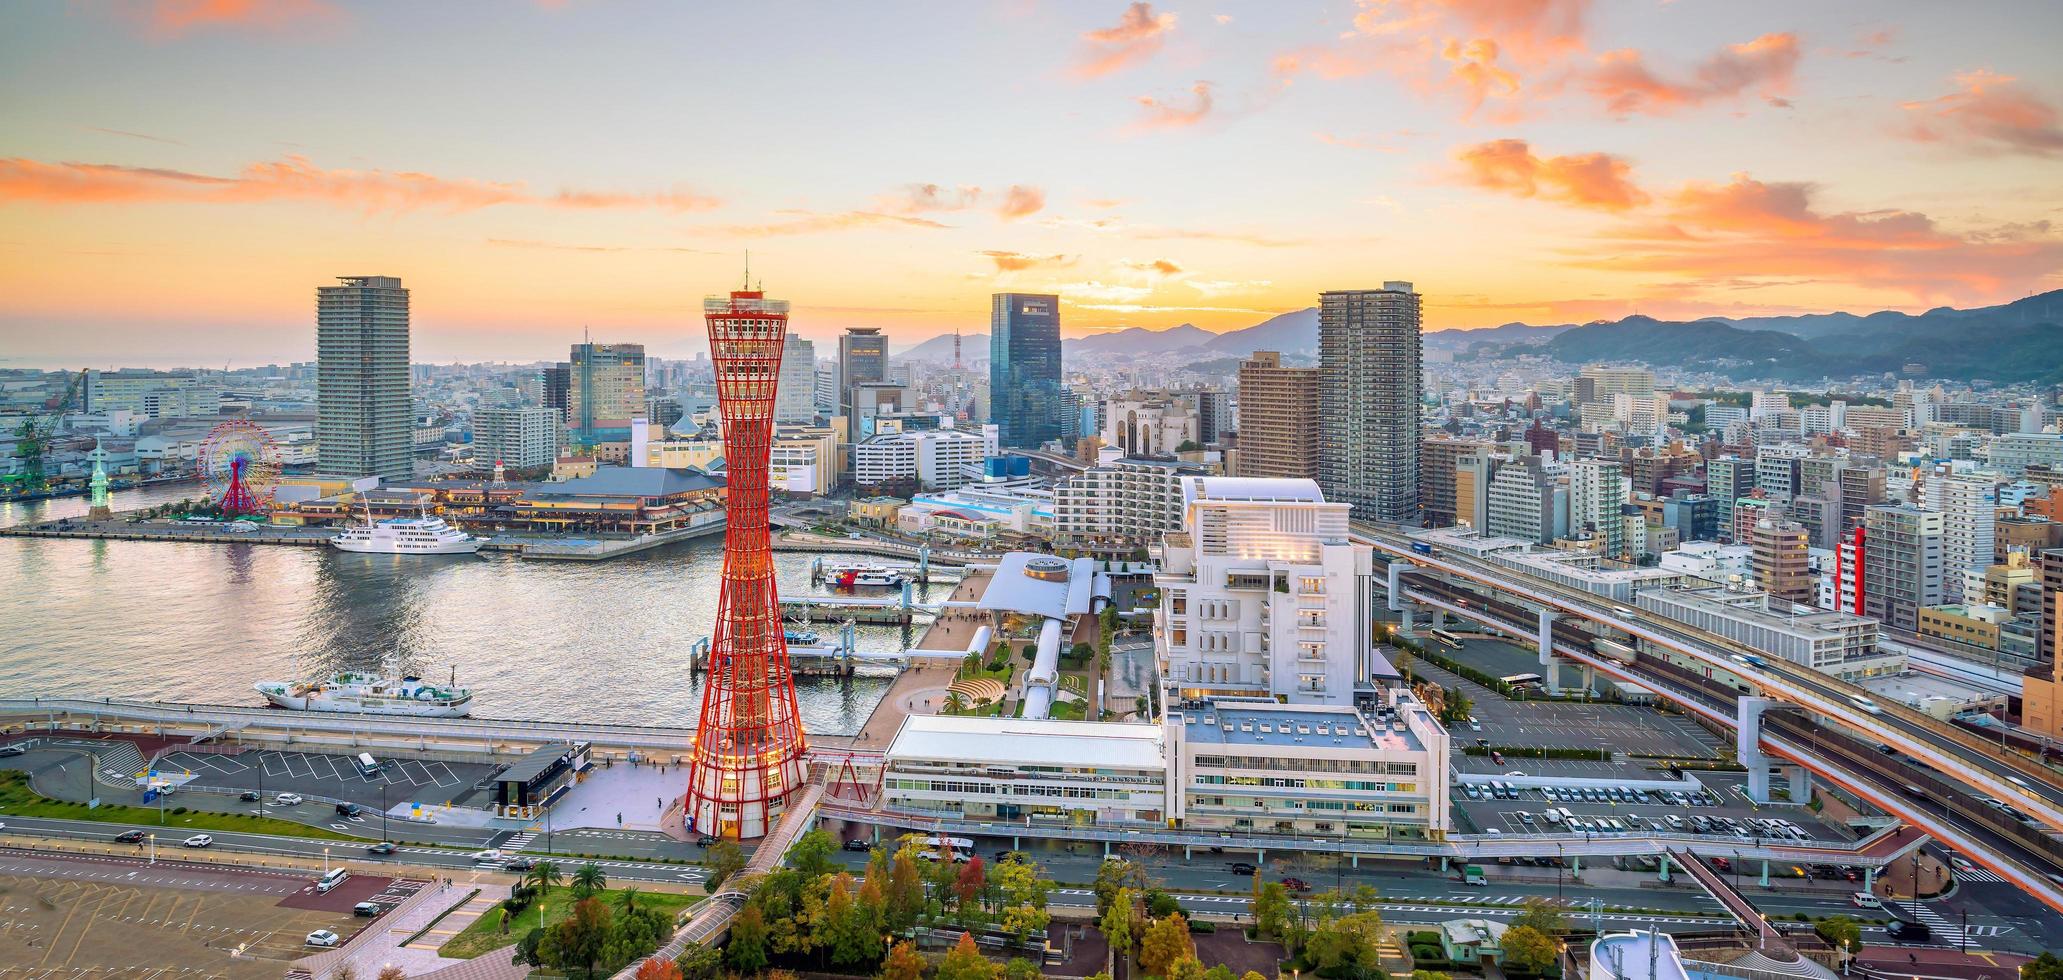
254, 668, 474, 717
331, 515, 483, 555
822, 563, 909, 589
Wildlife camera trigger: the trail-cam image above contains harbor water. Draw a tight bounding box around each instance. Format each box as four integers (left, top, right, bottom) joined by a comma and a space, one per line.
0, 485, 938, 734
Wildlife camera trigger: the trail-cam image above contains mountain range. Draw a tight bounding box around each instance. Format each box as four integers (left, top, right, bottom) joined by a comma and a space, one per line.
891, 289, 2063, 382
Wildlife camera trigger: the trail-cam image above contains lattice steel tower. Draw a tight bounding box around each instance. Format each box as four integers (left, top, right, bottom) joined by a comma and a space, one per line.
684, 281, 809, 839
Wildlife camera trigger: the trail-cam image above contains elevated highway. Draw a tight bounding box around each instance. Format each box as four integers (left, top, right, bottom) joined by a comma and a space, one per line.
1386, 564, 2063, 912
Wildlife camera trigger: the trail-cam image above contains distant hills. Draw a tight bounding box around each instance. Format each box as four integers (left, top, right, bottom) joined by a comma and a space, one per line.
890, 289, 2063, 382
1488, 289, 2063, 382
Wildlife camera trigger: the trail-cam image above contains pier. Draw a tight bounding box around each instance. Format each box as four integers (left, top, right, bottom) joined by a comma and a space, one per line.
0, 514, 726, 559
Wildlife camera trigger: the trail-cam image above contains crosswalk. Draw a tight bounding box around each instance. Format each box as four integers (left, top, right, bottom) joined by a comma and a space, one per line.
1895, 901, 1964, 944
501, 832, 538, 850
1954, 866, 2006, 884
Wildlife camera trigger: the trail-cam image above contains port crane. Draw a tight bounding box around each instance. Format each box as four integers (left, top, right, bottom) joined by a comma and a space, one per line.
6, 369, 89, 493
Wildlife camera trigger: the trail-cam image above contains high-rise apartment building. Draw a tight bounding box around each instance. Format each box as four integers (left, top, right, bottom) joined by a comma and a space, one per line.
2017, 550, 2063, 740
1569, 459, 1629, 557
1706, 456, 1750, 538
1577, 365, 1657, 402
774, 334, 817, 423
316, 275, 412, 482
1862, 504, 1946, 632
473, 406, 559, 471
566, 342, 647, 447
1921, 467, 1999, 600
1234, 351, 1318, 480
1485, 456, 1560, 543
1421, 437, 1495, 527
837, 327, 888, 407
989, 293, 1064, 449
1749, 519, 1813, 603
1317, 283, 1421, 522
1196, 389, 1233, 445
1054, 456, 1203, 547
1155, 477, 1373, 706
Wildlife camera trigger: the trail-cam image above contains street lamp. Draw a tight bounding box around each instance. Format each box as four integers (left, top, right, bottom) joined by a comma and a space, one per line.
324, 846, 330, 875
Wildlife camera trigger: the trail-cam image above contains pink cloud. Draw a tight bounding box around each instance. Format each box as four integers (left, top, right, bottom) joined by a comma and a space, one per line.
1584, 33, 1801, 117
980, 250, 1076, 272
707, 210, 951, 237
0, 154, 719, 212
1901, 70, 2063, 156
995, 185, 1046, 220
1130, 82, 1214, 131
885, 183, 985, 213
1074, 2, 1178, 78
1454, 139, 1648, 211
115, 0, 342, 38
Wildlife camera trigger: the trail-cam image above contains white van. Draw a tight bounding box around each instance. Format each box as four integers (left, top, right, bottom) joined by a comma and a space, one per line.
1541, 810, 1564, 826
356, 753, 380, 777
316, 868, 350, 893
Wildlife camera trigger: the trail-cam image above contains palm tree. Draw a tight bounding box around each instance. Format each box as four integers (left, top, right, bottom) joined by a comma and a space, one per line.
526, 859, 562, 897
943, 691, 970, 716
571, 862, 607, 899
614, 886, 640, 916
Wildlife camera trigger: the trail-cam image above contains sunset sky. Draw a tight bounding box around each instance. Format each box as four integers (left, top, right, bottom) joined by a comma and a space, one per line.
4, 0, 2062, 367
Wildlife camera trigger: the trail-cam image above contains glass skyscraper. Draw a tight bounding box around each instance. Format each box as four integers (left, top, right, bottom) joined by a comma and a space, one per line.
989, 292, 1064, 449
316, 275, 412, 482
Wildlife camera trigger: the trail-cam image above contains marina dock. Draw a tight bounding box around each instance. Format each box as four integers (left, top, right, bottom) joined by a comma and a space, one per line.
0, 515, 726, 559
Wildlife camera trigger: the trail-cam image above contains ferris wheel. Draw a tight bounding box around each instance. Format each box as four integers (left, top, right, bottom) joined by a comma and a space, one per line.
197, 419, 282, 516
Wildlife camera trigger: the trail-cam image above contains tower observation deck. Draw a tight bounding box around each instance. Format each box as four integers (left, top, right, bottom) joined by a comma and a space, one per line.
682, 286, 809, 839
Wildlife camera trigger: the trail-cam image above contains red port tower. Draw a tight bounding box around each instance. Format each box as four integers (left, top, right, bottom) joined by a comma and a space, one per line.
684, 281, 809, 839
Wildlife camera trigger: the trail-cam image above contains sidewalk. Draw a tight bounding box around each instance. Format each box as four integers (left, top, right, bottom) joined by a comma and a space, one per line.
321, 879, 512, 978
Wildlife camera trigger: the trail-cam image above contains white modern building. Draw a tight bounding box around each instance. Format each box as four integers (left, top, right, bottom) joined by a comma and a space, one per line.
1053, 456, 1205, 548
883, 715, 1169, 824
1100, 392, 1201, 457
774, 334, 817, 423
1484, 456, 1563, 544
1568, 459, 1629, 557
1657, 542, 1754, 581
473, 406, 559, 470
897, 485, 1054, 541
1920, 466, 1997, 601
852, 424, 992, 491
1156, 477, 1375, 706
1637, 586, 1900, 681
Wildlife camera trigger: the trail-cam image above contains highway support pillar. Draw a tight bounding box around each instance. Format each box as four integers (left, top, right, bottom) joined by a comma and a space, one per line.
1759, 860, 1770, 888
1399, 607, 1417, 637
1439, 856, 1448, 872
1788, 767, 1812, 804
1580, 664, 1596, 695
1737, 697, 1777, 804
1658, 854, 1671, 883
1570, 856, 1581, 876
1863, 866, 1875, 891
1538, 609, 1560, 695
1386, 562, 1405, 613
1184, 846, 1191, 859
1012, 835, 1019, 850
1103, 840, 1111, 857
1429, 608, 1448, 630
1350, 854, 1359, 869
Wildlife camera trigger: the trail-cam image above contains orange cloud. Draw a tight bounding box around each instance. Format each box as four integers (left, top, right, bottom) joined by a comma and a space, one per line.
1585, 33, 1800, 117
0, 155, 719, 212
1901, 70, 2063, 156
118, 0, 342, 38
1075, 2, 1177, 78
1441, 38, 1521, 118
979, 250, 1076, 272
1131, 82, 1214, 131
1118, 258, 1185, 277
708, 210, 951, 237
1352, 0, 1589, 59
995, 185, 1046, 220
1454, 139, 1648, 212
1570, 174, 2063, 301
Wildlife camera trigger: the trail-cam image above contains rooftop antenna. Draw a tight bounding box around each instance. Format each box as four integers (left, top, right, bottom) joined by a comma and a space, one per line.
743, 249, 751, 291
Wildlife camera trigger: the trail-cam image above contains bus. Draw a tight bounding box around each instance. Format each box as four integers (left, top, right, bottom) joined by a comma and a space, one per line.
1429, 629, 1464, 649
908, 834, 974, 862
1498, 673, 1544, 688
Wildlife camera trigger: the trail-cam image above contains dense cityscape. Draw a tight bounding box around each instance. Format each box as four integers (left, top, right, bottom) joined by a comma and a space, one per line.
5, 5, 2063, 980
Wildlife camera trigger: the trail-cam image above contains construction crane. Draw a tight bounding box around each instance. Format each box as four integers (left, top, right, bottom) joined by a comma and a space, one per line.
7, 369, 89, 493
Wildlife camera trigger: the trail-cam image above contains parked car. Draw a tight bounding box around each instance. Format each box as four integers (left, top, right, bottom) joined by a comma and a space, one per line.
696, 835, 722, 848
182, 834, 212, 848
114, 830, 146, 843
1489, 751, 1505, 766
843, 839, 873, 852
353, 902, 381, 917
316, 869, 350, 893
306, 930, 341, 948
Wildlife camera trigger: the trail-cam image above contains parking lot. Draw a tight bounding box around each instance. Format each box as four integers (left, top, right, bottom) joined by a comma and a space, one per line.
153, 749, 500, 811
1418, 652, 1720, 760
1451, 771, 1854, 846
0, 851, 380, 978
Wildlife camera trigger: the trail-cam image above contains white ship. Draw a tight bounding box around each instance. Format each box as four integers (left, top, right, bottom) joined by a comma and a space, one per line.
254, 666, 474, 717
822, 563, 909, 589
330, 514, 483, 555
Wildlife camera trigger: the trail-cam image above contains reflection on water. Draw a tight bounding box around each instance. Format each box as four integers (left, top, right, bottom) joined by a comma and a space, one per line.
0, 485, 924, 734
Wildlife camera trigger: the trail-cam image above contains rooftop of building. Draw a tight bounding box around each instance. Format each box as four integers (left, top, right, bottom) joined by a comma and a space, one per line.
886, 714, 1164, 770
974, 552, 1097, 621
1642, 586, 1876, 633
1174, 699, 1424, 753
1185, 476, 1325, 505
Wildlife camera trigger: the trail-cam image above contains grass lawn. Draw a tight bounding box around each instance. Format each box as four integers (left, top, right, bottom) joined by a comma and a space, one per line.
440, 886, 699, 960
0, 771, 366, 842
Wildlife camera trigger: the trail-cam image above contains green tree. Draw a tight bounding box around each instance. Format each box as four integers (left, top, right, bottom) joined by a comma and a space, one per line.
677, 944, 725, 980
705, 840, 747, 893
511, 928, 544, 968
882, 940, 928, 980
1511, 898, 1568, 936
992, 858, 1051, 942
1501, 924, 1559, 975
822, 872, 885, 970
1169, 957, 1210, 980
1138, 913, 1196, 979
526, 859, 563, 897
572, 862, 607, 900
1410, 972, 1452, 980
1814, 915, 1862, 956
1440, 687, 1473, 726
548, 897, 614, 979
1093, 858, 1145, 918
1304, 910, 1385, 978
886, 849, 925, 932
2022, 953, 2063, 980
1144, 887, 1182, 919
943, 691, 971, 715
789, 828, 840, 881
1175, 440, 1200, 452
1203, 966, 1236, 980
1003, 958, 1042, 980
1251, 880, 1291, 941
613, 887, 641, 916
727, 903, 771, 974
936, 931, 997, 980
1100, 888, 1137, 974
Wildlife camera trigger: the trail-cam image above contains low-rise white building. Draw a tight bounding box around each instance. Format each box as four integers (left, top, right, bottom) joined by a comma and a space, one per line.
897, 485, 1054, 541
1637, 585, 1901, 681
853, 424, 992, 491
1657, 542, 1754, 581
883, 715, 1169, 825
1053, 456, 1204, 548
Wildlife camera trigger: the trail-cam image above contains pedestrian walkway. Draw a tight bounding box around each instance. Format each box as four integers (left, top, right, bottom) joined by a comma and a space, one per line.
1892, 900, 1967, 945
501, 831, 537, 851
406, 888, 509, 954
